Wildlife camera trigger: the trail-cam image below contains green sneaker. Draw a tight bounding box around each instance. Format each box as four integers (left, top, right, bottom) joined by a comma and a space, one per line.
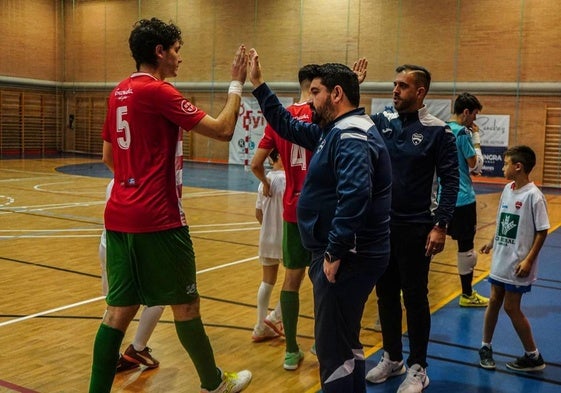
284, 349, 304, 371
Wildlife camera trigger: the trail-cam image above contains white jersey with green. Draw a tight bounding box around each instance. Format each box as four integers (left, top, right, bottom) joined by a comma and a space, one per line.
490, 181, 549, 286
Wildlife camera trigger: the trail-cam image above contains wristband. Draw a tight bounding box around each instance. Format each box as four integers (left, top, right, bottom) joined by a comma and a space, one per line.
471, 129, 481, 145
228, 80, 243, 97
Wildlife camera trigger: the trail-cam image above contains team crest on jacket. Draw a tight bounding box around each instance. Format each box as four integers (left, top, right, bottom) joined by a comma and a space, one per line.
412, 133, 423, 145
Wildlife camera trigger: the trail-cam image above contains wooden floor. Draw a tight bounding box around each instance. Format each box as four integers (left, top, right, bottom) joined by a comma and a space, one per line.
1, 157, 560, 393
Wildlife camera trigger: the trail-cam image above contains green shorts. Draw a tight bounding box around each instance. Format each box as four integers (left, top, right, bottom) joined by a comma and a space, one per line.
105, 226, 198, 307
282, 221, 311, 269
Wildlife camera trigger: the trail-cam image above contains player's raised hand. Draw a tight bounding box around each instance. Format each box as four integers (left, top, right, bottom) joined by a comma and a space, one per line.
353, 57, 368, 84
248, 48, 265, 87
231, 45, 248, 84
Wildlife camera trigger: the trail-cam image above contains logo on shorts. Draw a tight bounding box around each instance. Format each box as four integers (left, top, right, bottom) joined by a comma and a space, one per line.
185, 283, 198, 295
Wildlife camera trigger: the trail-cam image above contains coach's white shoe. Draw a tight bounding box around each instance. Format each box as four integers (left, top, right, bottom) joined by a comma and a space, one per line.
397, 364, 429, 393
365, 351, 406, 383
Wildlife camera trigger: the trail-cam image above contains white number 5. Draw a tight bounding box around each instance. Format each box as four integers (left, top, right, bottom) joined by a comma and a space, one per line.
116, 106, 131, 149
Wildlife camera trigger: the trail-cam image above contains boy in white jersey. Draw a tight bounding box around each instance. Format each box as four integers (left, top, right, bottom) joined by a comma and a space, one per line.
479, 145, 549, 372
252, 149, 285, 342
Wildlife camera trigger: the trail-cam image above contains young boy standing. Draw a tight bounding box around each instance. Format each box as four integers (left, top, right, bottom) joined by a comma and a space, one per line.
479, 145, 549, 372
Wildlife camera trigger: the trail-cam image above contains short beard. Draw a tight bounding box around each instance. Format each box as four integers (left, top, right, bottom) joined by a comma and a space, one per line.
312, 97, 334, 128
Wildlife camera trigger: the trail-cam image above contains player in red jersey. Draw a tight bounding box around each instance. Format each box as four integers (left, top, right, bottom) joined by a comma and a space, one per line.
251, 60, 368, 371
89, 18, 251, 393
251, 64, 318, 370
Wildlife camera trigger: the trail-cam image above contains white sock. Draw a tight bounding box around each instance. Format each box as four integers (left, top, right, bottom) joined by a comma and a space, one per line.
132, 305, 165, 351
525, 349, 539, 359
481, 342, 491, 349
257, 281, 273, 326
273, 301, 282, 320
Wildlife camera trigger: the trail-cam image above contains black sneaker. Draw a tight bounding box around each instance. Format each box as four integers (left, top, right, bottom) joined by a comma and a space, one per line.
506, 353, 545, 372
479, 346, 496, 370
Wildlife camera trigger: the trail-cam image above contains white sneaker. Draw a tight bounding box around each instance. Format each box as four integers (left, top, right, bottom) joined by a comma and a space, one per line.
201, 369, 252, 393
365, 351, 406, 383
397, 364, 429, 393
264, 310, 284, 336
251, 324, 279, 342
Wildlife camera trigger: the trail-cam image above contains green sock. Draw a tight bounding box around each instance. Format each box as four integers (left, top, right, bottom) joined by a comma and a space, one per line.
89, 323, 124, 393
175, 318, 221, 390
281, 290, 300, 353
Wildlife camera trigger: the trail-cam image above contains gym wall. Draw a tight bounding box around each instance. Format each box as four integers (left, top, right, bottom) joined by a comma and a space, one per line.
1, 0, 560, 185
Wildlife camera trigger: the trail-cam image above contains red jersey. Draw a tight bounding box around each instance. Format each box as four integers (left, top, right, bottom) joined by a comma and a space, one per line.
102, 73, 206, 233
258, 102, 313, 223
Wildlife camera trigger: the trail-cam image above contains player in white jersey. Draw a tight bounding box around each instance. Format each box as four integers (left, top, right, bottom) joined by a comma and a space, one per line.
479, 145, 549, 372
252, 149, 285, 342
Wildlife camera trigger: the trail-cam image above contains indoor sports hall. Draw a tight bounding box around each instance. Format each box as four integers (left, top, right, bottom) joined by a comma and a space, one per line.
1, 1, 560, 392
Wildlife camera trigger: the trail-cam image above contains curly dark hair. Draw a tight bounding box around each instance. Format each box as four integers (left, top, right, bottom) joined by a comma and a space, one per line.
128, 18, 183, 71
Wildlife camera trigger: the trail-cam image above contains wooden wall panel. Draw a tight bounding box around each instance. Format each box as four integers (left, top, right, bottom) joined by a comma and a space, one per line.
2, 0, 561, 181
0, 0, 59, 80
456, 0, 522, 82
520, 1, 561, 82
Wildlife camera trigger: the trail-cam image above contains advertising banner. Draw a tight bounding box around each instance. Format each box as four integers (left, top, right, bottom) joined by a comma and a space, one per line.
229, 97, 293, 167
475, 115, 510, 177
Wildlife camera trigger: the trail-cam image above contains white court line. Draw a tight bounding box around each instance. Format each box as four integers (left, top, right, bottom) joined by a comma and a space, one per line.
0, 257, 258, 328
0, 226, 260, 239
0, 222, 256, 231
0, 296, 106, 327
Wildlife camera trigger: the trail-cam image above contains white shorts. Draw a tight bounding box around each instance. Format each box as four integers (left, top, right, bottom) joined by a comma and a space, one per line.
259, 256, 282, 267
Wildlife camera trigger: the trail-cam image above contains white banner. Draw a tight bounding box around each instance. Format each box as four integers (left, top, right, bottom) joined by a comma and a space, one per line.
474, 114, 510, 177
370, 98, 452, 122
474, 115, 510, 147
229, 96, 293, 166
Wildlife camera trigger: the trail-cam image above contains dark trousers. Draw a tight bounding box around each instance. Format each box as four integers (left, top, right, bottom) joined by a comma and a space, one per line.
376, 223, 432, 368
310, 252, 387, 393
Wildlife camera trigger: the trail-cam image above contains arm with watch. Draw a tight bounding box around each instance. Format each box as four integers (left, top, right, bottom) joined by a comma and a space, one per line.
425, 220, 448, 257
323, 251, 341, 284
427, 126, 460, 257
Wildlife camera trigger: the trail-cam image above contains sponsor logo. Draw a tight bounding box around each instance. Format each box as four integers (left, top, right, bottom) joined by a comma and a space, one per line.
515, 200, 522, 209
115, 88, 132, 101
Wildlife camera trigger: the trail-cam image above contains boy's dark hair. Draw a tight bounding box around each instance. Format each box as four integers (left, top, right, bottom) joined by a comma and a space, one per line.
317, 63, 360, 107
268, 148, 280, 163
396, 64, 432, 93
504, 145, 536, 173
453, 92, 483, 115
129, 18, 183, 71
298, 64, 320, 85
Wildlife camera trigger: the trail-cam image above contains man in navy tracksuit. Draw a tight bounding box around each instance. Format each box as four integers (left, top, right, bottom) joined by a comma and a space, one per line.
248, 50, 392, 393
365, 65, 459, 393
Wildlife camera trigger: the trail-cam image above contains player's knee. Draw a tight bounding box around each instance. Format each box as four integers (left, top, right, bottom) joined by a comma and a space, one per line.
457, 250, 477, 275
